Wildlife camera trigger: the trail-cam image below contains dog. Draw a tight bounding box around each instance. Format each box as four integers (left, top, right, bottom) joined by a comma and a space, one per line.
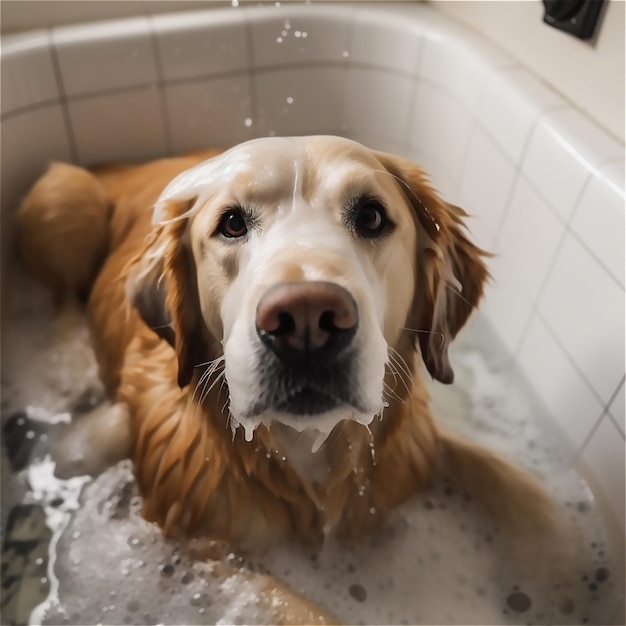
17, 136, 553, 553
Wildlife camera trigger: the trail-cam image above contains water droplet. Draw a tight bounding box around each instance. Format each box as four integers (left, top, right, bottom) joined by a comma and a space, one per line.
181, 571, 194, 585
276, 36, 284, 44
26, 430, 35, 439
295, 31, 302, 38
349, 583, 367, 602
160, 564, 175, 578
595, 567, 610, 582
342, 51, 349, 58
231, 0, 239, 6
506, 591, 531, 613
126, 599, 140, 613
286, 96, 294, 104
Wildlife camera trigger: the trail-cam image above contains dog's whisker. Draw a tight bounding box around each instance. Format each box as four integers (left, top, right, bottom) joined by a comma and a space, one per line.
387, 348, 412, 383
387, 348, 413, 399
401, 326, 446, 350
445, 283, 475, 308
382, 382, 404, 404
199, 369, 225, 406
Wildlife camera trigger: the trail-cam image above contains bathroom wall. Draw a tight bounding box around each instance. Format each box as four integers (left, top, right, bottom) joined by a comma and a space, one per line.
1, 2, 624, 539
429, 0, 625, 143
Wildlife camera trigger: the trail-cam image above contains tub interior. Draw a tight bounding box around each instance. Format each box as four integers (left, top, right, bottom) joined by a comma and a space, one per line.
1, 3, 624, 625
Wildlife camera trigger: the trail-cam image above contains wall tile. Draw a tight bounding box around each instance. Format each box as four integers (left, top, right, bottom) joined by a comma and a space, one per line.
419, 31, 514, 114
538, 233, 625, 404
517, 315, 604, 456
521, 109, 624, 223
477, 67, 566, 165
344, 68, 413, 150
579, 416, 626, 533
1, 31, 59, 116
254, 67, 346, 137
350, 6, 422, 74
0, 105, 72, 215
164, 77, 253, 153
248, 5, 353, 69
458, 126, 517, 250
409, 83, 473, 188
152, 9, 248, 81
496, 176, 565, 302
609, 380, 625, 436
479, 254, 534, 356
53, 17, 157, 97
570, 160, 625, 288
69, 88, 166, 165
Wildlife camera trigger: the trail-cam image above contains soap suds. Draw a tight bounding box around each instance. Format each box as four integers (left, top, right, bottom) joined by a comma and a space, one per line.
1, 268, 623, 625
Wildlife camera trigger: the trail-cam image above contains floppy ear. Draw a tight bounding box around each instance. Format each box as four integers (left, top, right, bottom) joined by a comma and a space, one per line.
126, 199, 208, 388
375, 152, 491, 384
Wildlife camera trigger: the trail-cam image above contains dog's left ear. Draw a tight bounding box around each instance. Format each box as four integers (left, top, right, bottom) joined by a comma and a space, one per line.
375, 152, 491, 384
126, 199, 208, 388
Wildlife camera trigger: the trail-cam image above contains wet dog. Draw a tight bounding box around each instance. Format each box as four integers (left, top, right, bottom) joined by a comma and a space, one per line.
17, 136, 552, 553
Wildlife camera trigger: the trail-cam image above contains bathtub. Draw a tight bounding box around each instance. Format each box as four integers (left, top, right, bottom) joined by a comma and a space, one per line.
1, 1, 624, 623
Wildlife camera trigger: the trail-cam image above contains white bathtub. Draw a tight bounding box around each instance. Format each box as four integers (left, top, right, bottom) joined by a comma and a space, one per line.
2, 0, 624, 577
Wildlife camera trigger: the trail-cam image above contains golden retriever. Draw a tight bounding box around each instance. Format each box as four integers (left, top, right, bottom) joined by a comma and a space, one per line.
17, 136, 553, 554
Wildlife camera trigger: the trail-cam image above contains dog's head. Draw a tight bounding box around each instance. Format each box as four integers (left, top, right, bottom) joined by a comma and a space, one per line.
128, 136, 488, 439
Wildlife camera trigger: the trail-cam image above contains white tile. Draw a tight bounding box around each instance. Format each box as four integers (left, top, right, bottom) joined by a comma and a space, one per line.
457, 126, 517, 247
164, 77, 253, 154
496, 177, 565, 302
343, 68, 413, 149
538, 233, 625, 404
579, 416, 625, 533
152, 9, 248, 81
609, 380, 625, 436
477, 67, 566, 165
0, 105, 72, 214
521, 109, 624, 223
53, 17, 157, 97
479, 253, 534, 356
571, 160, 625, 288
409, 83, 473, 188
248, 5, 353, 69
518, 315, 604, 455
350, 6, 422, 74
419, 31, 512, 114
69, 88, 166, 165
1, 31, 59, 116
254, 67, 346, 137
413, 153, 460, 207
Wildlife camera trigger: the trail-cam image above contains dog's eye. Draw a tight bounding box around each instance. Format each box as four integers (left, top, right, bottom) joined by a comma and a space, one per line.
354, 200, 388, 237
219, 210, 247, 238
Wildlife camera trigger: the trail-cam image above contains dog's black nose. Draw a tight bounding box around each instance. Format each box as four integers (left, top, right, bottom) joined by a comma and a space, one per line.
256, 281, 358, 362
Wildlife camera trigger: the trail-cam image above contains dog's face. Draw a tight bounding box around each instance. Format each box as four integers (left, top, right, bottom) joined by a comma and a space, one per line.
130, 136, 488, 439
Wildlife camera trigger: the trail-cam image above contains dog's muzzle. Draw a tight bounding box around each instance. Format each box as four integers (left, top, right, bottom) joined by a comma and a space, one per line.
252, 281, 362, 416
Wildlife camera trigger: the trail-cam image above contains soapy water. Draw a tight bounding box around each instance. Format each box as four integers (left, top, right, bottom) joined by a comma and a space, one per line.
1, 267, 624, 625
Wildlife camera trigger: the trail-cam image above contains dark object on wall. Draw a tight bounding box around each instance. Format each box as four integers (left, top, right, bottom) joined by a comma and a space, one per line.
543, 0, 604, 40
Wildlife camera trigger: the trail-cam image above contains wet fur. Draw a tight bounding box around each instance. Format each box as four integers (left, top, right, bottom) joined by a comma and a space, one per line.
16, 142, 554, 553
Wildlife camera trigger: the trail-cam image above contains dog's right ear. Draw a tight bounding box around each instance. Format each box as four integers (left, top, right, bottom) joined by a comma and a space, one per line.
126, 199, 208, 388
126, 232, 175, 347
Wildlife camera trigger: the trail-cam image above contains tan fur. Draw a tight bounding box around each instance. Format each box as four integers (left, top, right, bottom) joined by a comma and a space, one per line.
16, 142, 554, 556
16, 162, 111, 305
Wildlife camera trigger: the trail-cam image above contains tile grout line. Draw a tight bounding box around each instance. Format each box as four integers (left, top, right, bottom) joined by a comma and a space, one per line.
147, 15, 173, 158
46, 29, 79, 164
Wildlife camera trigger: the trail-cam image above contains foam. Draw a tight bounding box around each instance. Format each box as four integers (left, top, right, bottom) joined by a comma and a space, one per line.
1, 268, 623, 625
